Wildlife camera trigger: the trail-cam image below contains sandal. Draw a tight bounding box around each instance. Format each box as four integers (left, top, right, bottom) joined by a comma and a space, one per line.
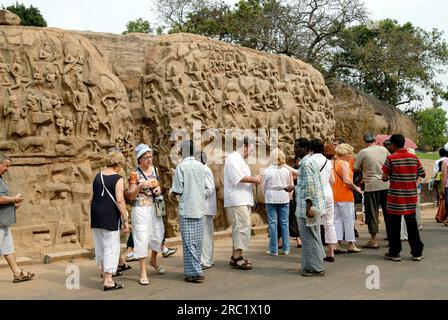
100, 271, 123, 278
149, 262, 165, 274
229, 256, 253, 270
117, 264, 132, 272
334, 248, 347, 254
139, 278, 149, 285
13, 270, 35, 283
104, 281, 124, 291
362, 242, 379, 249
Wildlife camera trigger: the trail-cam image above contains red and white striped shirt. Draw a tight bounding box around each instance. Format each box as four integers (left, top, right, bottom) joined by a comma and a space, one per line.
382, 149, 426, 215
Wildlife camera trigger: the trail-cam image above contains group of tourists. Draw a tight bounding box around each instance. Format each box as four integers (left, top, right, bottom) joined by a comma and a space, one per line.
0, 131, 434, 289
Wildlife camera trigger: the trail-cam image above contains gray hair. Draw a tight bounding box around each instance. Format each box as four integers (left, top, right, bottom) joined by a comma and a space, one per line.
0, 154, 11, 163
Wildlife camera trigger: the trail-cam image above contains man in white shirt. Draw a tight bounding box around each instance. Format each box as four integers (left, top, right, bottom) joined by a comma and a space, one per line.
224, 137, 261, 270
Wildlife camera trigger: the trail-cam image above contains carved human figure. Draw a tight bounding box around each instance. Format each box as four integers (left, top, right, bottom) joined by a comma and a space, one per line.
40, 91, 53, 113
10, 52, 32, 90
26, 89, 40, 112
250, 83, 268, 112
266, 85, 280, 110
88, 112, 100, 139
73, 85, 94, 137
54, 100, 65, 136
3, 94, 30, 138
39, 42, 54, 60
166, 66, 185, 102
101, 94, 119, 138
64, 114, 75, 136
0, 52, 11, 87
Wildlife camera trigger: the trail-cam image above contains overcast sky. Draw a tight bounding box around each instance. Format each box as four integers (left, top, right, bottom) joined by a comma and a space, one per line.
2, 0, 447, 110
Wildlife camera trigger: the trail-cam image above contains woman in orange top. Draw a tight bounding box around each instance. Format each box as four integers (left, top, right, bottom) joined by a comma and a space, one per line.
332, 144, 362, 253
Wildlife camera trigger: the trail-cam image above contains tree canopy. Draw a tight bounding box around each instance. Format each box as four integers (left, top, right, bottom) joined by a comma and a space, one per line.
3, 2, 47, 27
415, 107, 448, 151
153, 0, 448, 110
123, 18, 164, 35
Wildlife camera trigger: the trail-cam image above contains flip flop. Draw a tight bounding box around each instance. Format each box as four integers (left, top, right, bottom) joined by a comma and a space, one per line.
334, 248, 347, 254
347, 248, 362, 253
104, 281, 124, 291
117, 264, 132, 272
139, 278, 149, 285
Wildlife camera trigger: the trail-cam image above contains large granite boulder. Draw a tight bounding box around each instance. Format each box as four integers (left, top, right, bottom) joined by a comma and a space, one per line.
1, 26, 335, 255
330, 80, 417, 151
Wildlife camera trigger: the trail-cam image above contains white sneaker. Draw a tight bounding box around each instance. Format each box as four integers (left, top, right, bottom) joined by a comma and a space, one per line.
162, 247, 177, 258
266, 251, 278, 256
125, 253, 139, 262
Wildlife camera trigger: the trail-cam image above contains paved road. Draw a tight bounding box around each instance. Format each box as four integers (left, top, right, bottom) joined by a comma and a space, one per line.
1, 208, 447, 300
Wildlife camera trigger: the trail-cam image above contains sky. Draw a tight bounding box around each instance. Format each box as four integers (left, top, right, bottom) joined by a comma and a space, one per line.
1, 0, 447, 111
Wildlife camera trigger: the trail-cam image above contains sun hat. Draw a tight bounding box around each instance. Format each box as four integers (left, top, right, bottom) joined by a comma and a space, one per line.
135, 144, 152, 160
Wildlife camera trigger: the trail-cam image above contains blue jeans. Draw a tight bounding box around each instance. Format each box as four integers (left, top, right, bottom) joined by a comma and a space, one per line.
267, 203, 290, 253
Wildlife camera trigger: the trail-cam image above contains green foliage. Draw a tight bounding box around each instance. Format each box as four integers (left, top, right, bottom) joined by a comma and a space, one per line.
329, 19, 448, 108
416, 152, 440, 161
123, 18, 152, 34
415, 107, 448, 151
3, 1, 47, 27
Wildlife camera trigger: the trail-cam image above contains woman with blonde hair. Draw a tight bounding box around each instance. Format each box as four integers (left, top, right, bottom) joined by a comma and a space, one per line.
262, 149, 294, 255
126, 144, 165, 285
90, 150, 129, 291
332, 143, 362, 253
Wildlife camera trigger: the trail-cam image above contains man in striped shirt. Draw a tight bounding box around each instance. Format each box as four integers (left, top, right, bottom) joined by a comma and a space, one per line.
382, 134, 425, 262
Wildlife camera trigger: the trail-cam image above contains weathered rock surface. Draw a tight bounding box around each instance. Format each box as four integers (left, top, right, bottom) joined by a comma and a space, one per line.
0, 10, 21, 26
330, 80, 417, 151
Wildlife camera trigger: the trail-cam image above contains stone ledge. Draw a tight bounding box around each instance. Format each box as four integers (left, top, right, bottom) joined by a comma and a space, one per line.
0, 257, 32, 268
43, 249, 94, 264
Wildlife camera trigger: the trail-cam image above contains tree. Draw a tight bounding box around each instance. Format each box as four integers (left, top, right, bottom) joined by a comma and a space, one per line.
3, 2, 47, 27
415, 107, 448, 151
154, 0, 448, 109
328, 19, 448, 108
159, 0, 368, 65
123, 18, 152, 34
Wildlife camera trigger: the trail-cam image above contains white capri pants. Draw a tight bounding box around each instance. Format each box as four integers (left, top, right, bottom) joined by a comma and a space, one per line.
92, 228, 120, 274
334, 202, 356, 242
132, 205, 164, 258
322, 193, 338, 244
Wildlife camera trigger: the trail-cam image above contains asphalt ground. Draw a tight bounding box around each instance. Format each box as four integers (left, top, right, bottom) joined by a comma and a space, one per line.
1, 207, 447, 300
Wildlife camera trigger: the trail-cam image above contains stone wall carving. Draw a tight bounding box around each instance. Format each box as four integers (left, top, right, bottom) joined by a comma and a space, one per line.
0, 25, 134, 257
330, 80, 417, 152
1, 23, 336, 255
77, 32, 335, 234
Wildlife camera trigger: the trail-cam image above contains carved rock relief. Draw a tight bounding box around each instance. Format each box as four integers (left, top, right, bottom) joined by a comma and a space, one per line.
0, 26, 134, 256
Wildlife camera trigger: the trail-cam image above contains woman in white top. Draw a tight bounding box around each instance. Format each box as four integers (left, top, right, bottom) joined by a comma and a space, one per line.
310, 139, 338, 262
262, 149, 294, 255
126, 144, 165, 285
